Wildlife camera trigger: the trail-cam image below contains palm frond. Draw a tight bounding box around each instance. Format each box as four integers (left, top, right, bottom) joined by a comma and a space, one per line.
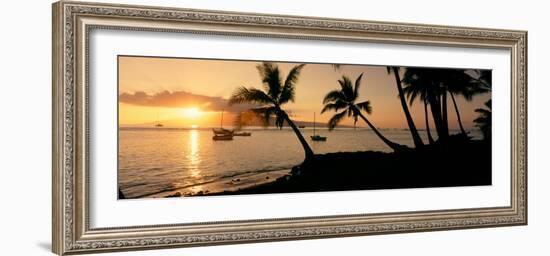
443, 70, 485, 101
347, 108, 354, 117
356, 100, 372, 114
460, 87, 476, 101
280, 64, 305, 104
327, 110, 347, 130
478, 70, 492, 89
228, 86, 274, 106
321, 100, 347, 114
256, 62, 282, 100
474, 108, 490, 115
274, 111, 286, 129
323, 89, 345, 104
353, 73, 364, 100
338, 76, 354, 100
473, 99, 491, 140
473, 116, 487, 124
401, 68, 440, 106
278, 84, 295, 105
402, 80, 427, 104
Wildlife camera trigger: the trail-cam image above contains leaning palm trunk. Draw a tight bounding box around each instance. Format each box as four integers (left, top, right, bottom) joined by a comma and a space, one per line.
282, 111, 314, 160
449, 93, 467, 135
424, 101, 436, 144
391, 67, 424, 148
352, 106, 405, 152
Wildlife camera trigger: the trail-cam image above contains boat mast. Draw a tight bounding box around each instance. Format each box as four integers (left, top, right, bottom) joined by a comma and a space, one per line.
220, 109, 224, 129
156, 111, 160, 126
313, 112, 316, 136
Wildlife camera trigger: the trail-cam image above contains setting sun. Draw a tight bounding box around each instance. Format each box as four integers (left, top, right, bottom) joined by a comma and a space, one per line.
181, 107, 202, 119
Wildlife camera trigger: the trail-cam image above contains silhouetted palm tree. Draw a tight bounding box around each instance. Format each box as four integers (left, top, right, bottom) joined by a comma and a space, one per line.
402, 81, 436, 144
402, 68, 490, 139
472, 70, 492, 90
229, 62, 314, 159
402, 68, 448, 140
442, 70, 490, 136
473, 99, 491, 140
387, 67, 425, 147
321, 73, 406, 152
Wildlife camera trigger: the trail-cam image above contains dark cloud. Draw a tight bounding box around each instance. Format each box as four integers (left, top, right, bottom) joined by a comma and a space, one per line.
119, 90, 256, 112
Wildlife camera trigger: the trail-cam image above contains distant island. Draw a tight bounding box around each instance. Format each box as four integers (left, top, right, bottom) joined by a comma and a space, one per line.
123, 117, 357, 129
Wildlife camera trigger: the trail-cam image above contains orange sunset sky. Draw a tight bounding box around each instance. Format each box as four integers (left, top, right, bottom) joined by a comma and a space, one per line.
118, 56, 490, 129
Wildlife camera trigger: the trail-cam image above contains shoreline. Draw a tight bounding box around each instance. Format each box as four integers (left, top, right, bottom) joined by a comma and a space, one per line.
123, 136, 491, 199
205, 137, 491, 196
141, 169, 291, 198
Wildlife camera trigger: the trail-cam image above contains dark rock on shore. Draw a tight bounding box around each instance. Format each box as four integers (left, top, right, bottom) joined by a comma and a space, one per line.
212, 136, 491, 196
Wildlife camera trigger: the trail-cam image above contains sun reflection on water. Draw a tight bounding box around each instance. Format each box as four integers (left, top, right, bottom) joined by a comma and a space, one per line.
188, 130, 201, 179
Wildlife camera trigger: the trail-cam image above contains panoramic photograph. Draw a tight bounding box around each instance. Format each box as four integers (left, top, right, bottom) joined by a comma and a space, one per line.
117, 56, 492, 199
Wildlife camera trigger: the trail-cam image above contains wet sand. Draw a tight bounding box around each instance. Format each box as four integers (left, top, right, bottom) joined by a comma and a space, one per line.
146, 169, 291, 198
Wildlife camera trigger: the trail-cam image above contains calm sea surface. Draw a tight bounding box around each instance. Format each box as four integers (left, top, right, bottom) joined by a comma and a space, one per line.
119, 127, 481, 198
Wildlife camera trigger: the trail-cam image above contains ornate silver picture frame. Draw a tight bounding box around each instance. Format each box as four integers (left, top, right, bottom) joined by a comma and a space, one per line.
52, 1, 527, 255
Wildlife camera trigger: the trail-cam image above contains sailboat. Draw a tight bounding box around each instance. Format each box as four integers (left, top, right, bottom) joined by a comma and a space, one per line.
154, 111, 163, 127
310, 112, 327, 141
212, 110, 233, 140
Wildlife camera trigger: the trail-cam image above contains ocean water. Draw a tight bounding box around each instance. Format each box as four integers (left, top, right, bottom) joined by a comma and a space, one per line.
118, 127, 481, 198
